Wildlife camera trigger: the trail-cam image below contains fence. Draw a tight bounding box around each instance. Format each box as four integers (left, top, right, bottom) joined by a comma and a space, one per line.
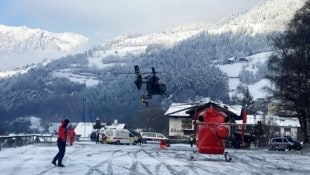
0, 134, 57, 151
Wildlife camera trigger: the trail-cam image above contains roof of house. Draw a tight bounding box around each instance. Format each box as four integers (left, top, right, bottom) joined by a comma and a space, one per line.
165, 99, 300, 127
105, 123, 126, 129
75, 122, 94, 137
165, 100, 243, 120
235, 115, 300, 127
164, 103, 194, 117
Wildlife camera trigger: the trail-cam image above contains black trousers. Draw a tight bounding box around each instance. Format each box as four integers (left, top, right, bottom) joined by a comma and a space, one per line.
53, 139, 66, 164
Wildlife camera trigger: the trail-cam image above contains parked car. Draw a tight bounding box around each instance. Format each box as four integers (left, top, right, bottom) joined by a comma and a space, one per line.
268, 137, 302, 151
140, 132, 168, 144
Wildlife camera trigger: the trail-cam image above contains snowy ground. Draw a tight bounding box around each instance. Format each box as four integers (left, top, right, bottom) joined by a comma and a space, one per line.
1, 142, 310, 175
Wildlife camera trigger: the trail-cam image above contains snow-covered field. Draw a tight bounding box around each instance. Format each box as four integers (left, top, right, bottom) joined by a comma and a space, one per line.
1, 142, 310, 175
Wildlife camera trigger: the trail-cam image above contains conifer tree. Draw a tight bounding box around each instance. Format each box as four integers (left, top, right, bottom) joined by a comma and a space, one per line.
267, 1, 310, 143
241, 87, 254, 111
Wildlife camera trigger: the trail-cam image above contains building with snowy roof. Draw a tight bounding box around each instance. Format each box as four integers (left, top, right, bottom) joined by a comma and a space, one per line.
235, 115, 300, 139
164, 103, 194, 137
165, 101, 242, 138
165, 101, 301, 141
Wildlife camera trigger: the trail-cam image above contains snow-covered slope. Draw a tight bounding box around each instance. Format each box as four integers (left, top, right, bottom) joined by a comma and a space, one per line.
0, 24, 89, 70
90, 23, 207, 59
0, 24, 88, 55
84, 0, 306, 99
210, 0, 307, 35
90, 0, 306, 62
52, 69, 100, 87
55, 0, 307, 95
218, 52, 273, 100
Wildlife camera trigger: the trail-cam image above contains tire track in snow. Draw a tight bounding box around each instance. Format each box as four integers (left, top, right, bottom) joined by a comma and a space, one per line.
139, 163, 154, 175
152, 147, 215, 175
129, 161, 153, 175
131, 147, 174, 175
129, 148, 156, 175
84, 149, 127, 175
68, 157, 108, 175
128, 159, 154, 175
68, 146, 148, 175
84, 148, 132, 175
152, 149, 189, 175
155, 162, 179, 175
39, 147, 123, 175
36, 166, 57, 175
35, 144, 83, 175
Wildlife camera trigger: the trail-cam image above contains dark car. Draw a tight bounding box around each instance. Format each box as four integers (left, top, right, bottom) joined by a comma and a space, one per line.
268, 137, 302, 151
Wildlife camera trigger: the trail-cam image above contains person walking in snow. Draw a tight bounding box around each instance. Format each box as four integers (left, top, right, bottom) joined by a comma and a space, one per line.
68, 125, 76, 146
52, 119, 69, 167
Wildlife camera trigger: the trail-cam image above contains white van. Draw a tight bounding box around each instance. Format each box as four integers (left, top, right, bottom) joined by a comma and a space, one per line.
140, 132, 168, 144
106, 129, 135, 145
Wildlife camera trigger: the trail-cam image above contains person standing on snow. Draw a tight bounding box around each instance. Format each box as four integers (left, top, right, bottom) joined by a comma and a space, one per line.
101, 132, 107, 144
52, 119, 69, 167
68, 125, 76, 146
189, 135, 194, 147
96, 130, 100, 144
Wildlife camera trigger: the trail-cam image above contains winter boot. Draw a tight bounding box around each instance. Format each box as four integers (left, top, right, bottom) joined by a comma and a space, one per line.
51, 160, 57, 166
58, 163, 65, 167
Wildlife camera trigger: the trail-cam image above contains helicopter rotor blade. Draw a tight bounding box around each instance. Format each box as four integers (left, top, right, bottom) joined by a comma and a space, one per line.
138, 107, 166, 112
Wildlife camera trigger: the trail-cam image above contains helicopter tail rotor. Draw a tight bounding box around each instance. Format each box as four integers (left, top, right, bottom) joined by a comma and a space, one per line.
134, 65, 143, 90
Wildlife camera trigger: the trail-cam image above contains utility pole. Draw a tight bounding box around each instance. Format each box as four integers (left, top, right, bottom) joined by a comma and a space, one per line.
83, 98, 87, 138
92, 103, 95, 122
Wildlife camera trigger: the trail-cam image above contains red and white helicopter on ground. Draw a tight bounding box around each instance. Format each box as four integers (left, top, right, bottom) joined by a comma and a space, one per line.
165, 101, 247, 162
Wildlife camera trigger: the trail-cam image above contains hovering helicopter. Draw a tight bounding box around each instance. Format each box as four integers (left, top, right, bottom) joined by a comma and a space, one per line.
133, 65, 168, 106
165, 101, 247, 162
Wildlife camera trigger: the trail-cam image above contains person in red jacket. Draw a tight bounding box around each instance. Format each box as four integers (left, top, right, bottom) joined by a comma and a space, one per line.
68, 125, 76, 146
52, 119, 69, 167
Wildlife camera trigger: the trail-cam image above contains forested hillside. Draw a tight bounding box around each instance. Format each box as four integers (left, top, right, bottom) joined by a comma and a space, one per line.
0, 0, 305, 133
0, 31, 270, 130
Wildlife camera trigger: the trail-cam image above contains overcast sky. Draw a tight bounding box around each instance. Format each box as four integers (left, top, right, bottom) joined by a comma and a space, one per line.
0, 0, 261, 44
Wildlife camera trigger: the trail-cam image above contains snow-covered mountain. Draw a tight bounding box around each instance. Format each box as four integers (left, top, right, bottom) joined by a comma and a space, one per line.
90, 0, 305, 59
0, 0, 304, 71
211, 0, 307, 35
90, 22, 207, 59
0, 25, 88, 70
0, 24, 88, 54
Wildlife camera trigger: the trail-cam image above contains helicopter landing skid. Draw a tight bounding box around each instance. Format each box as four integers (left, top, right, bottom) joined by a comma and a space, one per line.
189, 151, 232, 162
224, 152, 232, 162
189, 151, 198, 161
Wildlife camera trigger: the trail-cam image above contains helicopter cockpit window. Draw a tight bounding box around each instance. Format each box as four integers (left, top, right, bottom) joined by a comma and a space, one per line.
198, 115, 204, 122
